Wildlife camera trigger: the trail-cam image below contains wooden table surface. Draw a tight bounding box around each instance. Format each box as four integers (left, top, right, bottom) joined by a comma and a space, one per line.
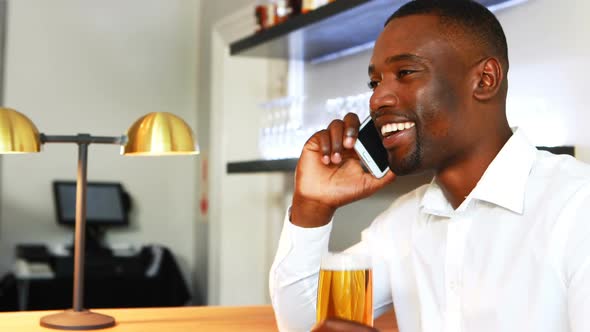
0, 305, 398, 331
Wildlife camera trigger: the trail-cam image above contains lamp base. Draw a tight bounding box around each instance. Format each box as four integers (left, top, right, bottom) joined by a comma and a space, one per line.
40, 309, 115, 330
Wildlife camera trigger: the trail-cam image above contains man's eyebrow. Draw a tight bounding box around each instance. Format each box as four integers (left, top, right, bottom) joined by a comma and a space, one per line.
368, 54, 429, 75
386, 53, 429, 64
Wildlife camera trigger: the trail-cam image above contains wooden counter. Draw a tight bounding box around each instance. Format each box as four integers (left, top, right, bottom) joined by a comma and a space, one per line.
0, 305, 398, 331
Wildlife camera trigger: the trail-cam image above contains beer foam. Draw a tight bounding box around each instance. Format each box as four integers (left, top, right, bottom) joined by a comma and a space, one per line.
320, 252, 372, 270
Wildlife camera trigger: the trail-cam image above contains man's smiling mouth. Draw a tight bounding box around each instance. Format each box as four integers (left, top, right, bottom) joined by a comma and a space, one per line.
380, 122, 416, 137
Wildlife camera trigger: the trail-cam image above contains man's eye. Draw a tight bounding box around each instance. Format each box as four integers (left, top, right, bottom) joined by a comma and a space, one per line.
398, 70, 415, 78
367, 80, 380, 90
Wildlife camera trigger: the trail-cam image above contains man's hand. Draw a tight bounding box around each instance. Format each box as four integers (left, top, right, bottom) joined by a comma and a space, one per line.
312, 318, 379, 332
290, 113, 395, 228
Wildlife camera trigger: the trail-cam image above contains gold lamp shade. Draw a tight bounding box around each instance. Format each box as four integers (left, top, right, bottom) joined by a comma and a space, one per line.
122, 112, 199, 156
0, 107, 41, 153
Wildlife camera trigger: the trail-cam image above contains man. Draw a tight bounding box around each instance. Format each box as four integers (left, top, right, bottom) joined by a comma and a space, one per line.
270, 1, 590, 332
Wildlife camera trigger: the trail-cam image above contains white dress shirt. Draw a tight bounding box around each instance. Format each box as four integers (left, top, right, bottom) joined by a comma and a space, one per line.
269, 129, 590, 332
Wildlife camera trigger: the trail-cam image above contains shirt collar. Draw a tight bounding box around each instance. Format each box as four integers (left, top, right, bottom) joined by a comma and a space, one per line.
420, 129, 537, 216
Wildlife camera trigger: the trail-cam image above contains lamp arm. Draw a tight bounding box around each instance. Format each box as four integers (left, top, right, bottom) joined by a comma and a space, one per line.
40, 133, 127, 145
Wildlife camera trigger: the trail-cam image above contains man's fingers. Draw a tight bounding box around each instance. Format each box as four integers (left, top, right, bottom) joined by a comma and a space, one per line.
317, 130, 332, 165
343, 113, 361, 149
328, 120, 345, 164
307, 114, 364, 166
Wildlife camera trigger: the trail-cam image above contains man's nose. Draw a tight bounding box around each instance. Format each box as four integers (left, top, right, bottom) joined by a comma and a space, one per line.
369, 84, 399, 115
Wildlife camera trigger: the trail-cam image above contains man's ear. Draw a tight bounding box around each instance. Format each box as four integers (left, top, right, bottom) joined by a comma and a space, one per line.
472, 57, 504, 101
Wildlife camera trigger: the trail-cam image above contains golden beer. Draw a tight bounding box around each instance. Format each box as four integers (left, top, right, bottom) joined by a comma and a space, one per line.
316, 253, 373, 326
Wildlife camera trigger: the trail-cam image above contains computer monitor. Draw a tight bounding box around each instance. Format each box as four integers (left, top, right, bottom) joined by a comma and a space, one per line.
53, 181, 129, 227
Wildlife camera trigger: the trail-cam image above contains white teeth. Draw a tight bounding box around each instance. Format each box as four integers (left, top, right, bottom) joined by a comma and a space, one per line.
381, 122, 415, 136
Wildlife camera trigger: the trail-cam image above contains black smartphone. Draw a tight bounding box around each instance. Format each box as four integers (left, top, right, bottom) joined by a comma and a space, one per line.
353, 116, 390, 178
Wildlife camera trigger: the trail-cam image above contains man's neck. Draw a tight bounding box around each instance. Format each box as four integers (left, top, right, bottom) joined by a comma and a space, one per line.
435, 130, 513, 209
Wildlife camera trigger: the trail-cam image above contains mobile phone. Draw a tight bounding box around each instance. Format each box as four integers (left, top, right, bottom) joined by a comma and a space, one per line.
353, 116, 390, 178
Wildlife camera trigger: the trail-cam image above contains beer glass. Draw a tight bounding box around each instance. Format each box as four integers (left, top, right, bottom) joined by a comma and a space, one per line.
316, 252, 373, 326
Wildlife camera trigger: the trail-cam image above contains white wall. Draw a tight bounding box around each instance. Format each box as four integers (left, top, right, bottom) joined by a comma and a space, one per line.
196, 0, 257, 305
208, 5, 290, 305
208, 0, 590, 306
0, 0, 201, 300
499, 0, 590, 155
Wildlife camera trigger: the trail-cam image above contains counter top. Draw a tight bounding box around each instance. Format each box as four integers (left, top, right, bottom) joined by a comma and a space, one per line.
0, 305, 398, 331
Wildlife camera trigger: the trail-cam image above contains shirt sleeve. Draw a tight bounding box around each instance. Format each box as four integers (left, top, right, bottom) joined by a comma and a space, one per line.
568, 256, 590, 332
269, 209, 394, 332
565, 185, 590, 331
269, 210, 332, 332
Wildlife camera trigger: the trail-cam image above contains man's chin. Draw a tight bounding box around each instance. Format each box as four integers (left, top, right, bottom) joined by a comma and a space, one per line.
388, 154, 422, 176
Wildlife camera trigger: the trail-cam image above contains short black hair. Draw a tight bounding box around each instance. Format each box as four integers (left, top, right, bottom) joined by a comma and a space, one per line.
385, 0, 509, 73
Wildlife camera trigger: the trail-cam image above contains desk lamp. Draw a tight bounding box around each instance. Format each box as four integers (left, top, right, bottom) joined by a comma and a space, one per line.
0, 107, 199, 330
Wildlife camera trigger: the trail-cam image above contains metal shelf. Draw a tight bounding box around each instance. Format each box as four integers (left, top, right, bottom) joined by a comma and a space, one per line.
226, 146, 574, 174
227, 158, 298, 174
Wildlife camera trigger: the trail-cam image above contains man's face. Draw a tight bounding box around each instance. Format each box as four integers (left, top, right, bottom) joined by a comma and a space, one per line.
368, 15, 475, 175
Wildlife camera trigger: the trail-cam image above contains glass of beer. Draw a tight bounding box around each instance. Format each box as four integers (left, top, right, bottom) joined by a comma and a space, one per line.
316, 252, 373, 326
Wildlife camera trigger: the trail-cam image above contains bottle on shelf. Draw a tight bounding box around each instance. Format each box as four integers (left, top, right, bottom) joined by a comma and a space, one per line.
255, 0, 277, 32
255, 1, 267, 32
276, 0, 292, 24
